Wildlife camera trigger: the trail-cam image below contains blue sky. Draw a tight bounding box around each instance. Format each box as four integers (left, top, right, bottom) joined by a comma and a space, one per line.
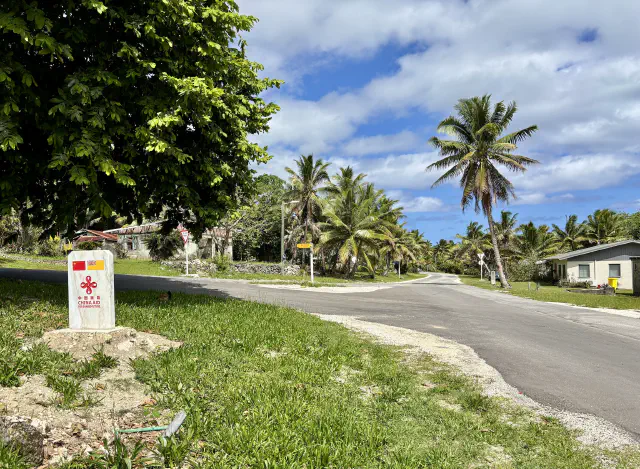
239, 0, 640, 242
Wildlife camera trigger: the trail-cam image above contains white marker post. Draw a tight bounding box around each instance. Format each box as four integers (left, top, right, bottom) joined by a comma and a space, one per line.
67, 250, 115, 330
179, 227, 189, 275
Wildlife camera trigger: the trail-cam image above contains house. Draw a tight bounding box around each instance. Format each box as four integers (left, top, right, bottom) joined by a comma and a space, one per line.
104, 223, 232, 259
74, 229, 118, 246
545, 240, 640, 289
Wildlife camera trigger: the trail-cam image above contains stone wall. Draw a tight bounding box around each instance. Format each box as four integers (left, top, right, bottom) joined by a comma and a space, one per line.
160, 260, 300, 276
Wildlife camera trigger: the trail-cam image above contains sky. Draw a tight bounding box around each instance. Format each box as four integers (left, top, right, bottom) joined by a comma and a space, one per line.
238, 0, 640, 242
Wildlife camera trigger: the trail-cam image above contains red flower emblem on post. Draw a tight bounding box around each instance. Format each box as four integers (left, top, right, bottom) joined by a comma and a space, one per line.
80, 276, 97, 294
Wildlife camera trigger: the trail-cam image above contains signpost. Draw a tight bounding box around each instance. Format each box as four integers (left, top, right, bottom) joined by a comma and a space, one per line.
178, 226, 190, 275
478, 252, 485, 280
67, 250, 115, 330
296, 243, 314, 284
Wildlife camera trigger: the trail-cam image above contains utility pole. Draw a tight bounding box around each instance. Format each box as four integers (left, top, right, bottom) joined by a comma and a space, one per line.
281, 200, 299, 274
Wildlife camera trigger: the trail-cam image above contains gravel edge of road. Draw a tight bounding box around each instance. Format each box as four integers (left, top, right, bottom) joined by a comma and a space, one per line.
315, 313, 638, 450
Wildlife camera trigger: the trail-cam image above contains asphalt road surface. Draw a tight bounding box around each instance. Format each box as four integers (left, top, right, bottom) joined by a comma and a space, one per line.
2, 268, 639, 439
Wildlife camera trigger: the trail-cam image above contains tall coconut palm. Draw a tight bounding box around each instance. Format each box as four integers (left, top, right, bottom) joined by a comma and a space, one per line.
433, 239, 454, 266
318, 183, 390, 277
456, 222, 492, 266
494, 211, 518, 252
552, 215, 586, 251
285, 154, 330, 242
584, 209, 625, 245
427, 95, 539, 288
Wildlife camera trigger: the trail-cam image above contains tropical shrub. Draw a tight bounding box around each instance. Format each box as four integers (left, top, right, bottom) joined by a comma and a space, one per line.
146, 233, 182, 261
76, 241, 101, 251
35, 236, 63, 257
213, 254, 231, 273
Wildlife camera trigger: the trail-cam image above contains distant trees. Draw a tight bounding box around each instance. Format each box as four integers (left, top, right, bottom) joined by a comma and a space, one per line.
432, 208, 640, 282
428, 95, 539, 288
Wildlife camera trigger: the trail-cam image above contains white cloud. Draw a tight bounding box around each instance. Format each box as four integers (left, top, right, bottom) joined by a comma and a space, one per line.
343, 131, 422, 157
511, 153, 640, 193
242, 0, 640, 205
512, 193, 575, 206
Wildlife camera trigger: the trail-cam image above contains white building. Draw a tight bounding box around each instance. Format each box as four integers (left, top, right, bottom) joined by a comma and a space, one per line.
104, 223, 232, 260
545, 240, 640, 289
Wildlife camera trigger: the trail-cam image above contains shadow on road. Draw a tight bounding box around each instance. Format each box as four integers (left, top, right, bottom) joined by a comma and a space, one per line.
0, 269, 234, 301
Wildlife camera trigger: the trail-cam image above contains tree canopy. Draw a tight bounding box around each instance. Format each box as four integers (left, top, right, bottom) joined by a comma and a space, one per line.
1, 0, 281, 238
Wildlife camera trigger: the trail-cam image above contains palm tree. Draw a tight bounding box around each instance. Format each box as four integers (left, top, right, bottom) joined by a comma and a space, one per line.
584, 209, 625, 245
512, 222, 556, 260
552, 215, 586, 251
433, 239, 454, 266
318, 182, 390, 277
380, 223, 418, 276
456, 222, 492, 269
495, 211, 518, 252
285, 154, 330, 242
427, 95, 539, 288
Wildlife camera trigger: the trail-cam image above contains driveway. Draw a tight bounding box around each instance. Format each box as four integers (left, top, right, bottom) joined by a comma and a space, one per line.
2, 268, 640, 439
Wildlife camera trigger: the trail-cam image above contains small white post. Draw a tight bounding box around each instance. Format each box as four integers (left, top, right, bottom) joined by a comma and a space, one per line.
186, 238, 189, 275
310, 244, 314, 284
398, 261, 400, 278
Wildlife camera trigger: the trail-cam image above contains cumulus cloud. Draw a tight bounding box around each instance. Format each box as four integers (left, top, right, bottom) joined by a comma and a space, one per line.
342, 131, 422, 157
242, 0, 640, 205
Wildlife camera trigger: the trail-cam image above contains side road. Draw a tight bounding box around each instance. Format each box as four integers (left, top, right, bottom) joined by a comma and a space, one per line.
1, 268, 640, 441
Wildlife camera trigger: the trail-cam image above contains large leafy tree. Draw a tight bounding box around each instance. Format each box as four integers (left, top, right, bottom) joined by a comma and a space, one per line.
428, 95, 538, 288
285, 154, 330, 242
1, 1, 281, 238
552, 215, 586, 251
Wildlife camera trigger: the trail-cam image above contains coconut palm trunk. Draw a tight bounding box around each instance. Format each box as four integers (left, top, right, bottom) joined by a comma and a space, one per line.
487, 206, 510, 288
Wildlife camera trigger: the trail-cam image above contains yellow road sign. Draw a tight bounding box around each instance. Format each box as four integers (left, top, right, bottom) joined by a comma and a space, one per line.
296, 243, 312, 249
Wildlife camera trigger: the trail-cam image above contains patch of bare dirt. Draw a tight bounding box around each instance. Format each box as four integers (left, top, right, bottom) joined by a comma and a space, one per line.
0, 327, 181, 467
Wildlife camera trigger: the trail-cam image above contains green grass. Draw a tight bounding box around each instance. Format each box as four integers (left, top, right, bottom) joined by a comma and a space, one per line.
0, 255, 181, 277
224, 271, 427, 285
460, 275, 640, 310
1, 279, 638, 467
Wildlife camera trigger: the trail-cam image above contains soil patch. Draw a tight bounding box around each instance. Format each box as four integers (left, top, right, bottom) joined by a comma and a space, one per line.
0, 327, 181, 466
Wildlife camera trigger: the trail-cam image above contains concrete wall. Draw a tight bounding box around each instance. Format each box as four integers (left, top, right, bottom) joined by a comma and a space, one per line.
565, 259, 631, 288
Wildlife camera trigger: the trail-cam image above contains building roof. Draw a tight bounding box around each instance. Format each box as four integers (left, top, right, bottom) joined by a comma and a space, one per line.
73, 230, 118, 242
104, 222, 162, 235
545, 239, 640, 261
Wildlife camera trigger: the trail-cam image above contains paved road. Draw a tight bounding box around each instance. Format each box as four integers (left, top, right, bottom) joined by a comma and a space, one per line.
2, 269, 640, 438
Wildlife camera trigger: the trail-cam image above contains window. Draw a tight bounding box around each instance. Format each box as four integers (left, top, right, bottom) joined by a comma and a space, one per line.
578, 264, 590, 279
609, 264, 621, 278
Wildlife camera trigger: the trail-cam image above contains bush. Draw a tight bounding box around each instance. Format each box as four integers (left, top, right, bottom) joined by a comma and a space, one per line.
558, 279, 593, 289
76, 241, 102, 251
113, 242, 128, 259
35, 236, 63, 257
506, 258, 551, 282
146, 232, 182, 261
213, 253, 231, 272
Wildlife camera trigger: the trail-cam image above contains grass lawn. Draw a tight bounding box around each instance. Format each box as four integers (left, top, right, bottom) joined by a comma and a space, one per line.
0, 254, 181, 277
460, 275, 640, 310
1, 279, 639, 468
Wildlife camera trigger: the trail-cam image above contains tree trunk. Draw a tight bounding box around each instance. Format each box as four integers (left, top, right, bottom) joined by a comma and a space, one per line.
487, 206, 510, 288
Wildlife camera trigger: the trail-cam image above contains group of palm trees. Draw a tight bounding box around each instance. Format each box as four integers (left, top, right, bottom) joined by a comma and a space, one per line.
284, 155, 431, 277
434, 209, 633, 281
283, 94, 633, 286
